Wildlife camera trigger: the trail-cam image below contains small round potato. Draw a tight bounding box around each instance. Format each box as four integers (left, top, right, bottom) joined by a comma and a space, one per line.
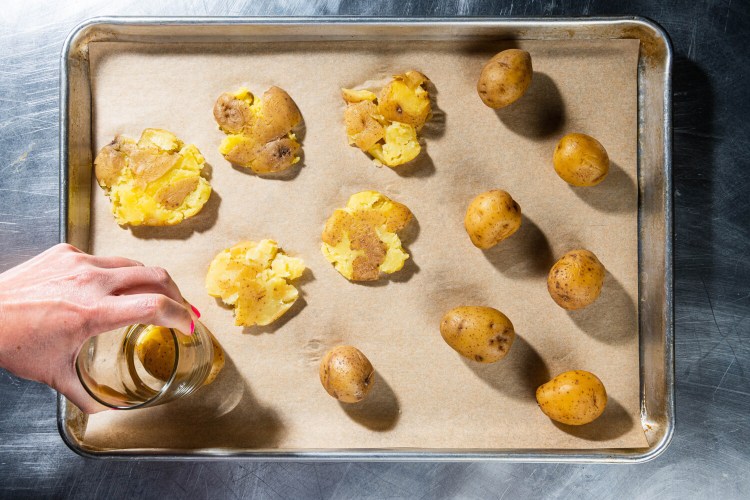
547, 249, 605, 310
536, 370, 607, 425
319, 346, 375, 403
477, 49, 533, 109
464, 190, 522, 249
553, 133, 610, 186
440, 306, 516, 363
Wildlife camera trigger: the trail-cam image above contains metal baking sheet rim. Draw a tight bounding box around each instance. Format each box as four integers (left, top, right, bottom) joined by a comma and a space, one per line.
57, 16, 674, 463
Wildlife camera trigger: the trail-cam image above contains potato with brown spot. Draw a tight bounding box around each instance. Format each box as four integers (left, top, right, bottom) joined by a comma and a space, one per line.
553, 133, 610, 186
319, 345, 375, 403
321, 191, 413, 282
440, 306, 516, 363
477, 49, 533, 109
536, 370, 607, 425
215, 86, 303, 174
547, 249, 606, 310
464, 190, 522, 249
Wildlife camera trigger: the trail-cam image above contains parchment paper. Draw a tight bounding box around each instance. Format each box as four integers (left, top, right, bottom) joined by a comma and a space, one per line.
83, 38, 647, 450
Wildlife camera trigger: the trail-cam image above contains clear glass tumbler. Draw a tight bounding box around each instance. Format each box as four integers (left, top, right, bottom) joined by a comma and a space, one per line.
76, 321, 215, 409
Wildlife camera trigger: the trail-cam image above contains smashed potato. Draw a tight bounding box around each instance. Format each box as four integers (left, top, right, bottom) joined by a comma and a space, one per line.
342, 71, 432, 167
134, 325, 225, 386
536, 370, 608, 425
319, 345, 375, 403
214, 86, 303, 174
94, 129, 211, 226
206, 240, 305, 327
321, 191, 413, 281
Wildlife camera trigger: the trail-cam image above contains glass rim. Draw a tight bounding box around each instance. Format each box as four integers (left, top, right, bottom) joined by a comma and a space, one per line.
76, 324, 181, 410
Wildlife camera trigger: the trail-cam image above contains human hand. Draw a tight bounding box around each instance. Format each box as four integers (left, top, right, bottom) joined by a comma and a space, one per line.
0, 243, 196, 413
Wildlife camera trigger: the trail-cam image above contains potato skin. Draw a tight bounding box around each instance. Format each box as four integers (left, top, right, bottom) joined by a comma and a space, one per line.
464, 190, 522, 249
477, 49, 533, 109
319, 346, 375, 403
547, 249, 605, 310
553, 133, 609, 186
536, 370, 607, 425
440, 306, 515, 363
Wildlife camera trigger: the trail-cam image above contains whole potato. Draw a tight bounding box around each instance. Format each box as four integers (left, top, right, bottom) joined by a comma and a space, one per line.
477, 49, 533, 109
319, 346, 375, 403
553, 133, 610, 186
464, 190, 522, 249
536, 370, 607, 425
440, 306, 516, 363
547, 249, 605, 310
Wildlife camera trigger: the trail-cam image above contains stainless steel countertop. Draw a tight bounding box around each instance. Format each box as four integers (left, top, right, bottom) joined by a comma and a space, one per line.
0, 1, 747, 498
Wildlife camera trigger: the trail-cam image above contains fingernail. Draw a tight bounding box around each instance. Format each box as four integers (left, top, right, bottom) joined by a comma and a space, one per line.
190, 320, 195, 335
190, 305, 201, 318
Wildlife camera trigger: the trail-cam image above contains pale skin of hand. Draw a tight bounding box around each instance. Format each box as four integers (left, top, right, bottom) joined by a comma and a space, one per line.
0, 243, 196, 414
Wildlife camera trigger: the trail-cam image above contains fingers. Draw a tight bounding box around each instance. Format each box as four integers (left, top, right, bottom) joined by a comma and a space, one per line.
104, 266, 183, 304
87, 255, 144, 269
91, 293, 193, 336
57, 376, 110, 415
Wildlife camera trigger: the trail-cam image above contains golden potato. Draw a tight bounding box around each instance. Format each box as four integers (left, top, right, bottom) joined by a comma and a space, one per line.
439, 306, 515, 363
135, 325, 176, 381
553, 133, 610, 186
319, 345, 375, 403
215, 86, 303, 174
134, 325, 225, 386
536, 370, 607, 425
321, 191, 413, 281
547, 249, 605, 310
94, 129, 211, 226
477, 49, 533, 109
206, 240, 305, 326
342, 71, 432, 167
464, 190, 522, 249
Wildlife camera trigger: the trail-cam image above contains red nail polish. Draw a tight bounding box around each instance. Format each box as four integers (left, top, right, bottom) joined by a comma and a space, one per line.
190, 305, 201, 318
190, 320, 195, 335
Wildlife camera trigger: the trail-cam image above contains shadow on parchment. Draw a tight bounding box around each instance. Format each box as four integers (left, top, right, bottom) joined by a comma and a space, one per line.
551, 398, 635, 441
462, 335, 550, 401
570, 161, 637, 214
482, 215, 554, 279
130, 169, 221, 241
495, 72, 565, 139
340, 370, 400, 432
100, 355, 284, 449
566, 271, 637, 346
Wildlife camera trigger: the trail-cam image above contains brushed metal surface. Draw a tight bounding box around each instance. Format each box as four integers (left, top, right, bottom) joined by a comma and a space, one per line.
57, 16, 673, 463
0, 0, 748, 498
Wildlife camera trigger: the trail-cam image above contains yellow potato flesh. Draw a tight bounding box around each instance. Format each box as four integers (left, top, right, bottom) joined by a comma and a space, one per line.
342, 71, 430, 167
321, 191, 412, 281
206, 239, 305, 327
95, 129, 211, 226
